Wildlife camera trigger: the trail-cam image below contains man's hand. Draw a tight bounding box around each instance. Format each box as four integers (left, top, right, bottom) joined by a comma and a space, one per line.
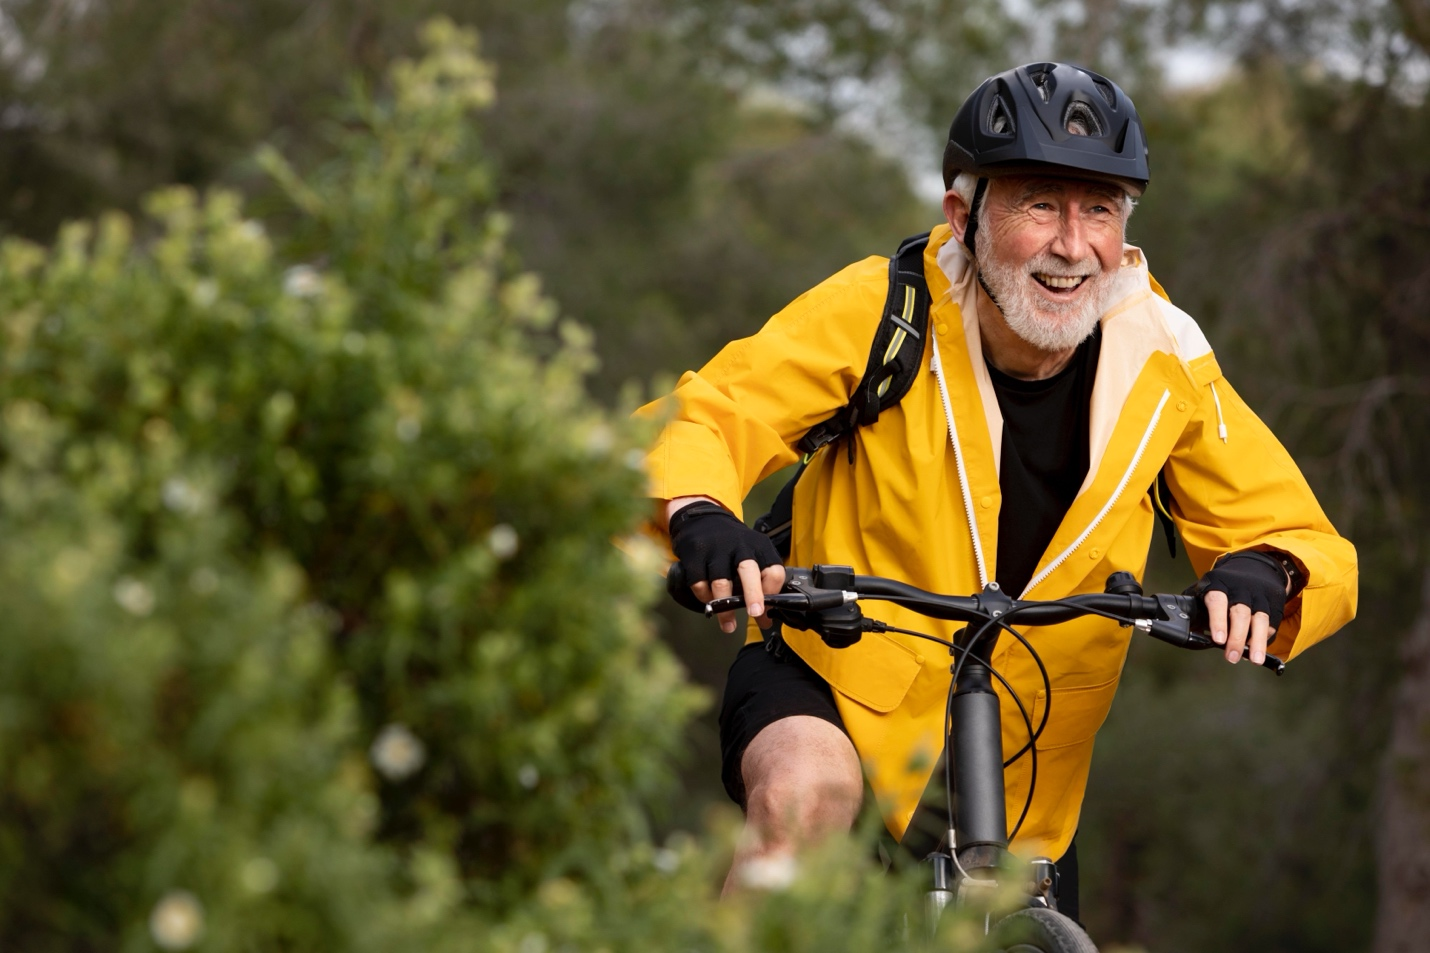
1194, 550, 1294, 666
666, 497, 786, 633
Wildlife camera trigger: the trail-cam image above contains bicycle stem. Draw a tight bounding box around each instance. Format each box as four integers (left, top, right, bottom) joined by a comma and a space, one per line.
950, 624, 1010, 856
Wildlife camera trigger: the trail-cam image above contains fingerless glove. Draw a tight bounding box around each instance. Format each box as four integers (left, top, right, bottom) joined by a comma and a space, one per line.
668, 501, 782, 586
1189, 550, 1293, 630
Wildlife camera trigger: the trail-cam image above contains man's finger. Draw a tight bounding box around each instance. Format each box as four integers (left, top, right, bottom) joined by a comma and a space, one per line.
761, 564, 787, 594
1249, 612, 1270, 666
710, 577, 736, 633
757, 564, 787, 630
1225, 603, 1252, 663
1205, 590, 1229, 645
691, 580, 713, 604
736, 559, 765, 623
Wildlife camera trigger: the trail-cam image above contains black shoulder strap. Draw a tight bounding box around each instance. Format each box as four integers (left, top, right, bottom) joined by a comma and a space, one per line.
1150, 466, 1179, 558
754, 232, 933, 559
795, 231, 933, 457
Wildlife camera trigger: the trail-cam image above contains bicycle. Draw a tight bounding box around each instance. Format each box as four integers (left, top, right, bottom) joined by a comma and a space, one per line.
669, 563, 1285, 952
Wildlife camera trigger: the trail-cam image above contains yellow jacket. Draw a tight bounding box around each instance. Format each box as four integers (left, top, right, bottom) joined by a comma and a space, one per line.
642, 224, 1358, 859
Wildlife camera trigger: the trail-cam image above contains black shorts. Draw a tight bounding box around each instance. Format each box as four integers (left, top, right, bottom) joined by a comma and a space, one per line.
717, 640, 848, 807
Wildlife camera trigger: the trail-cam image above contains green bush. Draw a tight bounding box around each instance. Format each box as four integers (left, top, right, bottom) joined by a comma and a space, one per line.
0, 18, 702, 946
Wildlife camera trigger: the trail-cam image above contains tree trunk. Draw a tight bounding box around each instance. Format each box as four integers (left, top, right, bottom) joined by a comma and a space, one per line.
1373, 566, 1430, 953
1394, 0, 1430, 56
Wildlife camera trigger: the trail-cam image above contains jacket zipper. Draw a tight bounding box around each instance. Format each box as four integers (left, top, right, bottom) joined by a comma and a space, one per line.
930, 335, 990, 588
1021, 389, 1173, 597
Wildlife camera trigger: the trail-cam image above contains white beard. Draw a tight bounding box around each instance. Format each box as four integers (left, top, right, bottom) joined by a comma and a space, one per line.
975, 223, 1117, 353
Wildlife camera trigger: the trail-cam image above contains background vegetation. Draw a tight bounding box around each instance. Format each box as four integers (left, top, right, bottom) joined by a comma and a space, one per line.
0, 1, 1426, 950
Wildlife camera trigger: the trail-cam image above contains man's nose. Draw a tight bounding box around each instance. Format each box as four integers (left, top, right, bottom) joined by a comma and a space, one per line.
1050, 205, 1090, 262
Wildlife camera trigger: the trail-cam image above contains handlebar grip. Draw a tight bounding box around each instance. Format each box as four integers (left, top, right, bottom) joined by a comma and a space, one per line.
665, 562, 710, 615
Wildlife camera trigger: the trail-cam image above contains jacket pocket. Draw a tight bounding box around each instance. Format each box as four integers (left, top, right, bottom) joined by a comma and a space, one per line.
1030, 676, 1121, 750
783, 627, 923, 713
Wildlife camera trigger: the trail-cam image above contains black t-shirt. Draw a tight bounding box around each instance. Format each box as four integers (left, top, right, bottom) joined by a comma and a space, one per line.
986, 327, 1102, 597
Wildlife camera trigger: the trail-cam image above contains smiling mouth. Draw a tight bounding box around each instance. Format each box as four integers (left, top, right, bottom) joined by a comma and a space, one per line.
1032, 273, 1089, 292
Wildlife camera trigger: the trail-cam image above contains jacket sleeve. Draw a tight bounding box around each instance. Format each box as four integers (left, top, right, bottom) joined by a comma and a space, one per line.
1164, 372, 1358, 660
637, 257, 888, 521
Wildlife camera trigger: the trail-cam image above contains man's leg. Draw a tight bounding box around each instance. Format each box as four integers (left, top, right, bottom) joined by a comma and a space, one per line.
723, 714, 863, 895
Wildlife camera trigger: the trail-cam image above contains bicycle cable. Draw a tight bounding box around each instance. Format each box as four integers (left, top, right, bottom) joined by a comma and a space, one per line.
881, 619, 1033, 869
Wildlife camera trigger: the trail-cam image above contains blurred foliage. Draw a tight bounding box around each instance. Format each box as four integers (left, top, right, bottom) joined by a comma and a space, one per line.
0, 20, 700, 947
0, 0, 931, 397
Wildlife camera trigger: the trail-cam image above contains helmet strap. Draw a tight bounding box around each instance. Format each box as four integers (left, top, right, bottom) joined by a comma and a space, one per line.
977, 272, 1005, 316
962, 177, 990, 254
964, 178, 1005, 317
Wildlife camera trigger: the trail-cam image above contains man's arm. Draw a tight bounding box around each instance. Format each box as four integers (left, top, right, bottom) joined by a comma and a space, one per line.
1164, 375, 1359, 664
636, 256, 891, 627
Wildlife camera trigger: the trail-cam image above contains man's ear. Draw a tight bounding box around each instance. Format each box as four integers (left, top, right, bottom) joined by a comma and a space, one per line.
943, 190, 971, 245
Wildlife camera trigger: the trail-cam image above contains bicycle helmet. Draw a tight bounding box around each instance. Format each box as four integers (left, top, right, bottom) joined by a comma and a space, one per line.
942, 62, 1149, 196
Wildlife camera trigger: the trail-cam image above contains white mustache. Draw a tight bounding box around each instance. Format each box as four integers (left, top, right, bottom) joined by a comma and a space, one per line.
1022, 254, 1102, 279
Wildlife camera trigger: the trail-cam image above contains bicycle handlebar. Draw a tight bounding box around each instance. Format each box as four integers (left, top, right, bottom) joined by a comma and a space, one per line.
666, 562, 1286, 676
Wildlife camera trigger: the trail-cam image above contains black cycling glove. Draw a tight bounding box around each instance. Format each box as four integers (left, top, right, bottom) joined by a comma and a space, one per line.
1188, 550, 1293, 630
668, 501, 782, 593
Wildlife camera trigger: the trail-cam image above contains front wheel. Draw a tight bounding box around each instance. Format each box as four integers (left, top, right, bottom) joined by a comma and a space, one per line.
981, 907, 1098, 953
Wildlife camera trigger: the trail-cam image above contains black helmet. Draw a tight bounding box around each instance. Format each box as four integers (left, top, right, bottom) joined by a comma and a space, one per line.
942, 62, 1149, 195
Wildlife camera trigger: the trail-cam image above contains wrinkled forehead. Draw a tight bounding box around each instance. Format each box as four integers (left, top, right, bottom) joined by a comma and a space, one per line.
993, 174, 1129, 205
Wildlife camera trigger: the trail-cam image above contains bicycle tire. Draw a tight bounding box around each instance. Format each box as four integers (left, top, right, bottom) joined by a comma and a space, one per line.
981, 907, 1098, 953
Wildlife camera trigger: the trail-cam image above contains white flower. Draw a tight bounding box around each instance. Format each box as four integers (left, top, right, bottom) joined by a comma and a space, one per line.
583, 423, 614, 455
370, 723, 426, 781
241, 857, 279, 894
192, 280, 218, 308
737, 853, 798, 891
162, 477, 202, 514
487, 524, 519, 560
282, 265, 323, 299
653, 847, 679, 873
113, 577, 156, 616
517, 763, 539, 789
149, 890, 204, 950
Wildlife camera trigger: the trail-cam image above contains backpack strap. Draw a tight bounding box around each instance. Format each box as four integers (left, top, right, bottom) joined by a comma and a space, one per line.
1150, 466, 1179, 558
795, 231, 933, 457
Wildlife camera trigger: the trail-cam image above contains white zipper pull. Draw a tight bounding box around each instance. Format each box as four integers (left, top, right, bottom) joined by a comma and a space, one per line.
1210, 381, 1228, 442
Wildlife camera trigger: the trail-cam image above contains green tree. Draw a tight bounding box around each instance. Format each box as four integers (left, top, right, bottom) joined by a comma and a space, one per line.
0, 0, 933, 400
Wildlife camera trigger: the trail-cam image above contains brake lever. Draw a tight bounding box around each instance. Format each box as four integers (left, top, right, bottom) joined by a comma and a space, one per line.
1179, 631, 1285, 676
702, 588, 855, 617
1136, 594, 1285, 675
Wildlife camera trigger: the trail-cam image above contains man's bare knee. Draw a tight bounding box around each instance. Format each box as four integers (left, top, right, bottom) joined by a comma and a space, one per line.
741, 715, 862, 843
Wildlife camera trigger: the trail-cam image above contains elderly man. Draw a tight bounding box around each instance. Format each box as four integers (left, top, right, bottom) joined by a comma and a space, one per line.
642, 63, 1357, 916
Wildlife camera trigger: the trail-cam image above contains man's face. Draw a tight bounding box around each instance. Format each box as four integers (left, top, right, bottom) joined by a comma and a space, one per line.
973, 175, 1129, 353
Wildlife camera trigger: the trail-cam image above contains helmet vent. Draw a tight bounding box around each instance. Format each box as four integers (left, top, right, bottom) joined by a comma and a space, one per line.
986, 95, 1015, 136
1063, 100, 1103, 137
1029, 66, 1055, 103
1092, 77, 1117, 108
